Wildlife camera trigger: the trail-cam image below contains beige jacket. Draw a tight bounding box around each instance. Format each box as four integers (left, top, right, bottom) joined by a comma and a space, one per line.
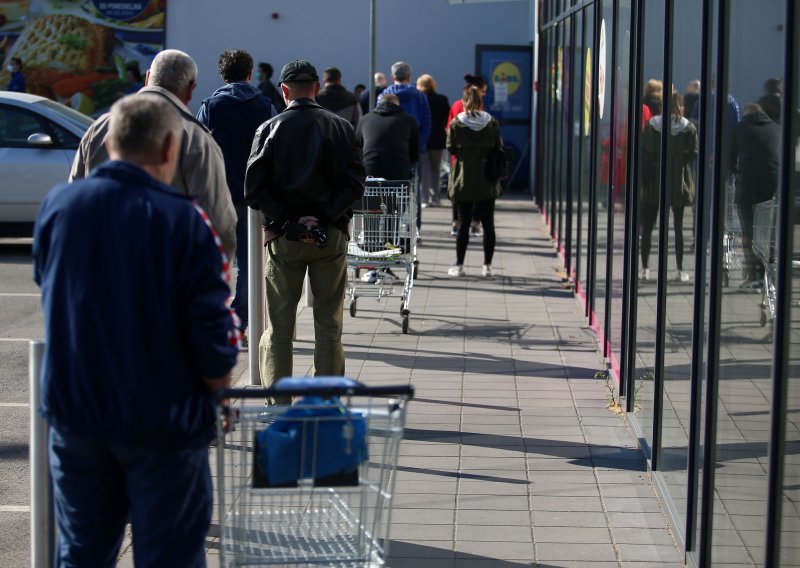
69, 87, 237, 261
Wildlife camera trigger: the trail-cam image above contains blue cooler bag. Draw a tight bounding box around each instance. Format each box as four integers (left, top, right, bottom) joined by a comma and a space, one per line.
255, 378, 368, 487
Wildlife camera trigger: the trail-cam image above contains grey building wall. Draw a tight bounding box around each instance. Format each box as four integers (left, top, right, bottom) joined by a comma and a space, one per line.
166, 0, 532, 114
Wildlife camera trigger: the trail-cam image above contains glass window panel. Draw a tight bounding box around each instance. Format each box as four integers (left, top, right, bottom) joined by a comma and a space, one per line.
632, 0, 666, 455
607, 0, 632, 375
710, 0, 785, 565
571, 13, 584, 284
659, 0, 703, 537
593, 0, 613, 342
579, 4, 595, 304
781, 21, 800, 562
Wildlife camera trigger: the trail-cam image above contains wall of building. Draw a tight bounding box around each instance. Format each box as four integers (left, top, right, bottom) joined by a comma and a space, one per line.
165, 0, 531, 113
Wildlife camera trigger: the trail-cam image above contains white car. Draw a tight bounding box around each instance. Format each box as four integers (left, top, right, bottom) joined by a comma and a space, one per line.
0, 91, 93, 231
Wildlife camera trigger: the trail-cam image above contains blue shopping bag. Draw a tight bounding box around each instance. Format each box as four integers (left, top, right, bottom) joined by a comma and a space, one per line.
255, 394, 367, 487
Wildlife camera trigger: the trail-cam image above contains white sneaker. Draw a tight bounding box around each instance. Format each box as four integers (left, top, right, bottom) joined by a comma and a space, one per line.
448, 265, 465, 277
482, 265, 493, 277
679, 270, 690, 282
640, 268, 650, 281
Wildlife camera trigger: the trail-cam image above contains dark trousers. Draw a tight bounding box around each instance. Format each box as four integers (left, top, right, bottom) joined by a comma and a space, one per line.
49, 427, 212, 567
639, 202, 686, 271
455, 200, 496, 265
231, 209, 248, 330
737, 200, 762, 280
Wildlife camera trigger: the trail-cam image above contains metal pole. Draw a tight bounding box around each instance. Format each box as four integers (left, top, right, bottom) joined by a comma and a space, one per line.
247, 208, 265, 386
368, 0, 377, 111
30, 340, 54, 568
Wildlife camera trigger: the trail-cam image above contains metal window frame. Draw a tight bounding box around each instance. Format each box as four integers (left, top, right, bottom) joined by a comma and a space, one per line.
765, 1, 797, 564
602, 0, 620, 362
564, 13, 577, 277
650, 0, 674, 473
697, 0, 730, 562
684, 0, 713, 557
585, 1, 600, 322
623, 0, 644, 410
573, 8, 587, 290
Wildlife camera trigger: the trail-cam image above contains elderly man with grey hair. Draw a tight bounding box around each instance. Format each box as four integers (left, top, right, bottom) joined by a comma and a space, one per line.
377, 61, 431, 241
34, 95, 239, 566
70, 49, 237, 262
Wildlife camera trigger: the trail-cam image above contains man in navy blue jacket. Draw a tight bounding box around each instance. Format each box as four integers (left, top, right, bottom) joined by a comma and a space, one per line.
33, 95, 239, 567
198, 49, 276, 341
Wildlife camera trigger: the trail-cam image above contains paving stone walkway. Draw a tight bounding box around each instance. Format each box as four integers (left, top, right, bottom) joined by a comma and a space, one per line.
123, 195, 685, 567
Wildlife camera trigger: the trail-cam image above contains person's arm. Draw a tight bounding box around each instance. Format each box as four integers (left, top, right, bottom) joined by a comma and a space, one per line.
183, 132, 238, 261
409, 118, 420, 165
446, 122, 457, 156
245, 122, 288, 223
323, 130, 366, 222
418, 92, 431, 153
182, 207, 239, 384
196, 102, 209, 128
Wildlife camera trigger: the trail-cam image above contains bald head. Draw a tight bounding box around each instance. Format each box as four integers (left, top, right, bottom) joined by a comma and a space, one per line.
146, 49, 198, 104
106, 95, 182, 183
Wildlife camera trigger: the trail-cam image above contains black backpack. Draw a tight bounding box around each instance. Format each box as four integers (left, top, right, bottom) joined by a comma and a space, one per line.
485, 145, 512, 182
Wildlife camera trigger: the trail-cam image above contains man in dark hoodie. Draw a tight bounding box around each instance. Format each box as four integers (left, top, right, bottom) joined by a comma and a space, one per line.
356, 93, 419, 180
316, 67, 361, 129
731, 101, 781, 287
197, 49, 277, 341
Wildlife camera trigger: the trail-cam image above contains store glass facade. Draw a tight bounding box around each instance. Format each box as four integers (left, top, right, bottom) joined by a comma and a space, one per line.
535, 0, 799, 565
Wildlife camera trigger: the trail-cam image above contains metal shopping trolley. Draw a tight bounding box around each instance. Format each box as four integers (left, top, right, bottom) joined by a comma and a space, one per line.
347, 179, 417, 334
752, 197, 778, 327
722, 176, 743, 287
216, 377, 413, 567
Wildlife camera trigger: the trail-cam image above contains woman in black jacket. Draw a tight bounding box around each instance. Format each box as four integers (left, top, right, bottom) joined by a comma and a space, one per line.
417, 74, 450, 207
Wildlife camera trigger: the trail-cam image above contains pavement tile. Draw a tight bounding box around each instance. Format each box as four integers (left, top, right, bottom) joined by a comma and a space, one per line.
531, 510, 609, 527
458, 495, 530, 510
534, 526, 613, 544
617, 543, 683, 563
457, 509, 532, 526
457, 524, 533, 542
535, 542, 619, 562
455, 540, 535, 560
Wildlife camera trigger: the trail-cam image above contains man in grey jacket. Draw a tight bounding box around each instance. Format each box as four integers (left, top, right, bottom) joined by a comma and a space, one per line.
70, 49, 237, 261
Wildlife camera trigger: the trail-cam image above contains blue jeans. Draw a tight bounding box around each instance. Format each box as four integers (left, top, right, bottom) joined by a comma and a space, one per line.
231, 210, 248, 330
49, 427, 212, 567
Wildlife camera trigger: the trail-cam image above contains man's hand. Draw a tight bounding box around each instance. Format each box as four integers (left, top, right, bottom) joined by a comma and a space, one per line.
285, 216, 320, 244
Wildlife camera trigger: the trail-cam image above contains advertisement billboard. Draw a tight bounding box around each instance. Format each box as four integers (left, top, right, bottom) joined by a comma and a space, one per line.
0, 0, 166, 116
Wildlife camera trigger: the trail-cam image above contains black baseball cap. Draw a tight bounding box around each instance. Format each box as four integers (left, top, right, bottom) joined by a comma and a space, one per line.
279, 60, 319, 83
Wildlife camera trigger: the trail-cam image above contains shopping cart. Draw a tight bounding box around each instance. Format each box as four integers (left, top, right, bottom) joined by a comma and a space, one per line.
752, 198, 778, 327
347, 179, 417, 334
216, 377, 413, 567
722, 176, 742, 287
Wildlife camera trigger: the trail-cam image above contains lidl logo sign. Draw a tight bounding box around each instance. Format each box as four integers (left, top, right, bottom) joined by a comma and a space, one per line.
492, 62, 522, 97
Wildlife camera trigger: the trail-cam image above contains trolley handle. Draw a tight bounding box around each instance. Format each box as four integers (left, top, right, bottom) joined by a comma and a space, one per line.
216, 379, 414, 401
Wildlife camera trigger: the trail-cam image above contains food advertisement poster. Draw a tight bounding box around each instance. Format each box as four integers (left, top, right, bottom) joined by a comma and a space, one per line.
0, 0, 166, 116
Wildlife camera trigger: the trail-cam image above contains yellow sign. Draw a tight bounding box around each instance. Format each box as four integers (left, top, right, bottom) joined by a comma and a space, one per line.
492, 61, 521, 97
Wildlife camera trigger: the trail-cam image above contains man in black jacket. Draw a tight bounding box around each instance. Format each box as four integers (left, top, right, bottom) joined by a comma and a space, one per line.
245, 60, 365, 397
731, 102, 781, 286
355, 93, 419, 180
316, 67, 361, 129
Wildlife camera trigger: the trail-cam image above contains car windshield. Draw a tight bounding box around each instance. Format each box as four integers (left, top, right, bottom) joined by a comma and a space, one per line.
35, 100, 94, 132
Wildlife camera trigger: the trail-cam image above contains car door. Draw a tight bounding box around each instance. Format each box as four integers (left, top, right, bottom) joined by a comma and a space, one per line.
0, 104, 76, 223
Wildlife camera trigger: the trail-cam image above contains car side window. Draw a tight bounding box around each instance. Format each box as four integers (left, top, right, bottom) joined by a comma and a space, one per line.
47, 121, 81, 150
0, 105, 53, 149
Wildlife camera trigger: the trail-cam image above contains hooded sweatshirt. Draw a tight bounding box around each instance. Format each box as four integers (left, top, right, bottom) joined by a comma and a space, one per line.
446, 110, 502, 203
197, 82, 276, 208
355, 101, 419, 180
